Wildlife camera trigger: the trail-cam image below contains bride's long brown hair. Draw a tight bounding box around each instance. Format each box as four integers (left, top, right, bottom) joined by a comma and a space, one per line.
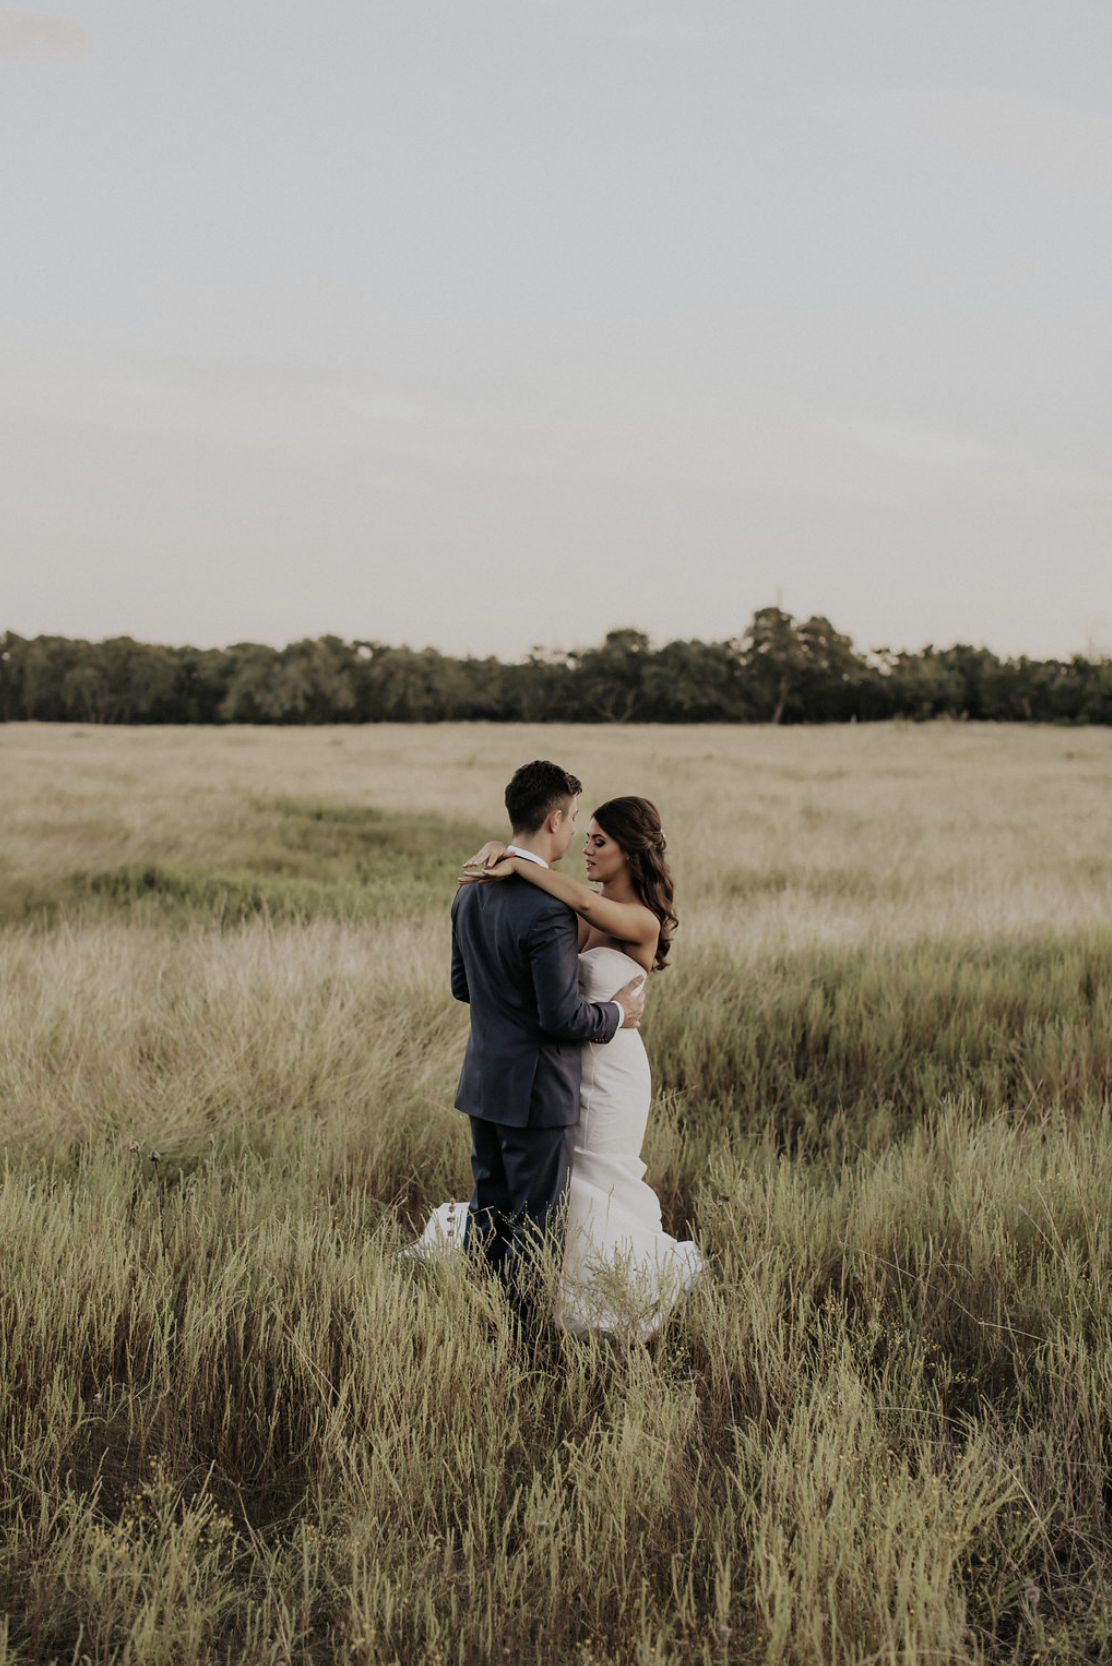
592, 796, 677, 973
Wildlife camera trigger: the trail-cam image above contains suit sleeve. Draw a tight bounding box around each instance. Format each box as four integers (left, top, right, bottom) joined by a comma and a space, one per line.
528, 902, 621, 1044
450, 893, 470, 1004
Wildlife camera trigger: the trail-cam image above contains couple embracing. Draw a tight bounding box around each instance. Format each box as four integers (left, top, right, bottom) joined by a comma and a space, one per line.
417, 759, 703, 1343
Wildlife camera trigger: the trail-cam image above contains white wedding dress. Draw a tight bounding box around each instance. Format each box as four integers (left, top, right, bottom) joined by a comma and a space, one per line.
414, 946, 704, 1342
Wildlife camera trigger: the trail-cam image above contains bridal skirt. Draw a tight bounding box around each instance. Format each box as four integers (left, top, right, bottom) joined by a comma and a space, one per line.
413, 946, 704, 1342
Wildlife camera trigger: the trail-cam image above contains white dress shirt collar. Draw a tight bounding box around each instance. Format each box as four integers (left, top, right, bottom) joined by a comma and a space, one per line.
506, 844, 548, 869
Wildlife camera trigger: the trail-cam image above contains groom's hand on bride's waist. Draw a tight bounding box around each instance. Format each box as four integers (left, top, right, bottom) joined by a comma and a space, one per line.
613, 975, 646, 1030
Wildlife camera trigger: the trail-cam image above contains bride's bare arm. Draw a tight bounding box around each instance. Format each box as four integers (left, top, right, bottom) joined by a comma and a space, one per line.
470, 855, 659, 950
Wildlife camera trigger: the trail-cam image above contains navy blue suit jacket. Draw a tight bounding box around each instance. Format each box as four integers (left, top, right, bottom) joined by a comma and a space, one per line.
451, 876, 621, 1128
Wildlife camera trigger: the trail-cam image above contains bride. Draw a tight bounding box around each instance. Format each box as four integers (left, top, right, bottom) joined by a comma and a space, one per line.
416, 795, 703, 1342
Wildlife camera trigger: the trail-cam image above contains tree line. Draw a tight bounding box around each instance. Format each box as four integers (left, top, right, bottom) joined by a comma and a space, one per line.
2, 609, 1110, 725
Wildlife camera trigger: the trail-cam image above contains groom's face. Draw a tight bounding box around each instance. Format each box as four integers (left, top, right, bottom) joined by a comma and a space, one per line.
551, 796, 579, 861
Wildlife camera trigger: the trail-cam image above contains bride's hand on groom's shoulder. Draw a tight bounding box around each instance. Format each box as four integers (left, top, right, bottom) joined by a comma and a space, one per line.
458, 859, 515, 885
459, 840, 512, 885
466, 840, 509, 868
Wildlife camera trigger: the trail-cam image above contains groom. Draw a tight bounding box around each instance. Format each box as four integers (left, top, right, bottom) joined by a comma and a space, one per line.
450, 759, 646, 1328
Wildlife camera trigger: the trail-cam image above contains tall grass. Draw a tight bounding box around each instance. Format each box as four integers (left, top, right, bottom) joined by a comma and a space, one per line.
1, 722, 1111, 1663
655, 929, 1112, 1156
3, 1111, 1111, 1663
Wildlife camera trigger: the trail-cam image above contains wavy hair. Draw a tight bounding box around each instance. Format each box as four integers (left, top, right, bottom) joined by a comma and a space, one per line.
591, 796, 677, 972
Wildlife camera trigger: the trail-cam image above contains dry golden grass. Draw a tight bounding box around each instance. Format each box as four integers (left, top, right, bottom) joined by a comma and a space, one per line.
3, 720, 1111, 942
1, 720, 1111, 1665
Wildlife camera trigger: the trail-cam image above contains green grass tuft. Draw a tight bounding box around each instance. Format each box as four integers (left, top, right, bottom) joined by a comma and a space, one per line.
0, 798, 493, 926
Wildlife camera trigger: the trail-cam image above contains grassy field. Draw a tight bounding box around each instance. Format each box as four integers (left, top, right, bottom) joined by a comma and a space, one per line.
1, 720, 1111, 1665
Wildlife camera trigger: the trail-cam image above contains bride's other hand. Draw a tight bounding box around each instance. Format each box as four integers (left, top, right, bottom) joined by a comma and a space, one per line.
614, 975, 646, 1030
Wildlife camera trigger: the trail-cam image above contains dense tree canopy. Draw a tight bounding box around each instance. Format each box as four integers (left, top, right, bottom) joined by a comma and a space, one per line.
1, 611, 1109, 725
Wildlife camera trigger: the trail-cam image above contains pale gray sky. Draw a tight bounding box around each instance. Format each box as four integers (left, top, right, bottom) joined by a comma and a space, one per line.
2, 0, 1109, 660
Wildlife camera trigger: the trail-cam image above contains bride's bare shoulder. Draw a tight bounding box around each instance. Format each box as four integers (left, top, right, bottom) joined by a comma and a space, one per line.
580, 928, 655, 975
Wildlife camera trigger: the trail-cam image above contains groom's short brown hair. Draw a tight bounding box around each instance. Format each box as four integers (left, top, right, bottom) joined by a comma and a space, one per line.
505, 759, 583, 835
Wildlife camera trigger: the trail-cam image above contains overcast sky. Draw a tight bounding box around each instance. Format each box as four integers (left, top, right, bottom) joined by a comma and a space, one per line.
2, 0, 1109, 661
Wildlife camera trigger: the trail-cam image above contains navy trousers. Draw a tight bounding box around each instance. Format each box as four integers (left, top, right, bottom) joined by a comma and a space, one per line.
463, 1117, 575, 1328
